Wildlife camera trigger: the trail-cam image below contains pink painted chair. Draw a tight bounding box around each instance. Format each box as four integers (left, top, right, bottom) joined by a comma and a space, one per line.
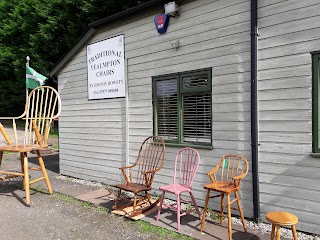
156, 147, 201, 231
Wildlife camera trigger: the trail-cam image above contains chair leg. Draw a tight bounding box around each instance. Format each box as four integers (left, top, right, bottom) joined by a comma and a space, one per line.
145, 191, 152, 205
132, 193, 137, 216
22, 152, 30, 206
235, 191, 247, 232
220, 193, 224, 225
156, 191, 165, 221
271, 223, 275, 239
36, 150, 52, 194
20, 152, 25, 190
291, 224, 298, 240
189, 192, 201, 218
113, 189, 122, 209
276, 225, 281, 240
227, 194, 232, 240
177, 194, 181, 231
200, 189, 210, 232
0, 151, 3, 166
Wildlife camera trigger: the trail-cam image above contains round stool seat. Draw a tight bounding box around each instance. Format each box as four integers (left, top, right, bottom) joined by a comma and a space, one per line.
266, 211, 298, 240
266, 211, 298, 226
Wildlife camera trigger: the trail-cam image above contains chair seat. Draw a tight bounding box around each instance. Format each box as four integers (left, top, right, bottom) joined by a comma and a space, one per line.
159, 183, 192, 195
0, 144, 45, 152
266, 211, 298, 226
204, 182, 239, 194
114, 183, 151, 193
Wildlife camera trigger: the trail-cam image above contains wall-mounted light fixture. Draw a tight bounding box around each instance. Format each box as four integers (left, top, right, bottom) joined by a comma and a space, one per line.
164, 1, 179, 17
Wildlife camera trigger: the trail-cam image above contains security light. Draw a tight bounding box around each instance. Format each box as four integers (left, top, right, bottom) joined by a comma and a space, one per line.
164, 2, 179, 17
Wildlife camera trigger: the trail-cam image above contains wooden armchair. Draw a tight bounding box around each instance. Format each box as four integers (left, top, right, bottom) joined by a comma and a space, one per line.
0, 86, 61, 206
200, 154, 249, 240
113, 136, 166, 216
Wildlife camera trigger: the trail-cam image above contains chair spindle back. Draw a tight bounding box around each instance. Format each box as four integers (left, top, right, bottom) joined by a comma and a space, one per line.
135, 136, 165, 185
215, 155, 248, 185
24, 86, 61, 146
174, 148, 200, 188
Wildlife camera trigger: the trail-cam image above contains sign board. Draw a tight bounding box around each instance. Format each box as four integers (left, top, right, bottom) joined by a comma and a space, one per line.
87, 35, 125, 100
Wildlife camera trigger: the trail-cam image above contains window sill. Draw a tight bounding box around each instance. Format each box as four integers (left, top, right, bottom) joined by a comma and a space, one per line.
165, 142, 213, 150
309, 153, 320, 158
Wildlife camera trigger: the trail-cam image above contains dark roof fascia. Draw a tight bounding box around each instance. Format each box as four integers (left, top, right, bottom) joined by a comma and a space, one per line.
49, 0, 167, 77
89, 0, 167, 28
49, 28, 95, 77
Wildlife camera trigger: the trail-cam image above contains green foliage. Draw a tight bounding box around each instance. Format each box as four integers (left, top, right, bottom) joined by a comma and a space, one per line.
0, 0, 150, 116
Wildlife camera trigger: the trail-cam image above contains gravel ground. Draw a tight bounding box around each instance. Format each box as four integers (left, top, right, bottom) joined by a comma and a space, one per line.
0, 183, 183, 240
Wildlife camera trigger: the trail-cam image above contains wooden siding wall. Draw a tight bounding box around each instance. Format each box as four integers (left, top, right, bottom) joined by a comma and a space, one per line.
258, 0, 320, 234
58, 0, 253, 217
57, 49, 126, 184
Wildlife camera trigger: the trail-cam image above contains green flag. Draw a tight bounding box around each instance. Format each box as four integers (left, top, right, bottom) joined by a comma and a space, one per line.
26, 65, 47, 89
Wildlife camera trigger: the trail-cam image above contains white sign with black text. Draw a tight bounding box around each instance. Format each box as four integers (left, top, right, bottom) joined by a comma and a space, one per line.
87, 35, 125, 100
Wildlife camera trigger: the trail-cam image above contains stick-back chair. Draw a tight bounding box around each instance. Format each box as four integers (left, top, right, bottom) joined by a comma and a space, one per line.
113, 136, 166, 216
0, 86, 61, 206
200, 154, 249, 240
156, 148, 201, 231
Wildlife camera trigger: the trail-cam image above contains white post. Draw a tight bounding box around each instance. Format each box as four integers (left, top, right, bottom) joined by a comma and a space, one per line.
26, 56, 30, 98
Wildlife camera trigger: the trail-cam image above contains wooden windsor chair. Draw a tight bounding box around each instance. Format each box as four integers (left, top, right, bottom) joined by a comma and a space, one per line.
113, 136, 166, 216
156, 148, 201, 231
0, 86, 61, 206
200, 154, 249, 240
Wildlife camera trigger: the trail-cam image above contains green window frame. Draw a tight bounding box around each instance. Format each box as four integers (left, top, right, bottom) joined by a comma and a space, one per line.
152, 68, 212, 149
312, 53, 320, 153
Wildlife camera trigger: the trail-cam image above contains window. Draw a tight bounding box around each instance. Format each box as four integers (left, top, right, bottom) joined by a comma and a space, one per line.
153, 69, 212, 148
312, 53, 320, 153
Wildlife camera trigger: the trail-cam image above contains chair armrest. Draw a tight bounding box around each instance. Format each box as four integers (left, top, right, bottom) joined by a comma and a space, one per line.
119, 164, 137, 183
206, 165, 219, 176
232, 173, 247, 188
232, 173, 247, 180
119, 164, 136, 170
206, 165, 219, 183
0, 111, 26, 120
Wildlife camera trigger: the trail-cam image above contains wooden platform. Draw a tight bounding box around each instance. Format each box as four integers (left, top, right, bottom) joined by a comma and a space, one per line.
112, 199, 159, 220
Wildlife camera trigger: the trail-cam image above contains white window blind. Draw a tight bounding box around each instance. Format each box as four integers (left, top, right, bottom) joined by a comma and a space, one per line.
183, 93, 211, 144
156, 79, 178, 141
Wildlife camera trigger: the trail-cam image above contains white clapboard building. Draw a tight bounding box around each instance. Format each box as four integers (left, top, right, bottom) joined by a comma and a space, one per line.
49, 0, 320, 234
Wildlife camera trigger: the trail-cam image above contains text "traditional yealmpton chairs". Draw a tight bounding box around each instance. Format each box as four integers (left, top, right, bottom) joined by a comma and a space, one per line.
156, 147, 201, 231
0, 86, 61, 206
200, 154, 249, 240
113, 136, 166, 216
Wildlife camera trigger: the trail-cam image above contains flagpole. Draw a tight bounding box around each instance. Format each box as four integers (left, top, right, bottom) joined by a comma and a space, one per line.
26, 56, 30, 99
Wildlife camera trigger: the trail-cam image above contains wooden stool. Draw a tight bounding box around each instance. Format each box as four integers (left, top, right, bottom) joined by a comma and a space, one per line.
266, 212, 298, 240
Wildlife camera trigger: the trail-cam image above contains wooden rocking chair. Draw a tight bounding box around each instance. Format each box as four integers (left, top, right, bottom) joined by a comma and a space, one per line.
0, 86, 61, 206
113, 136, 166, 216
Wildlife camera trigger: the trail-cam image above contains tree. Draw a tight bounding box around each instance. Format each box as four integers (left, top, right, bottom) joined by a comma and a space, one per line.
0, 0, 151, 116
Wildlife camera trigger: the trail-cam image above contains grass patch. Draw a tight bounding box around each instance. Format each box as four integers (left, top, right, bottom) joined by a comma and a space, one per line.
3, 152, 16, 155
135, 220, 195, 239
55, 192, 83, 205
